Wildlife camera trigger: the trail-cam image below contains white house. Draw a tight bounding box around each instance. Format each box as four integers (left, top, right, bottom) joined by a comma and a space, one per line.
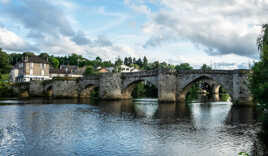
120, 65, 140, 73
10, 68, 19, 82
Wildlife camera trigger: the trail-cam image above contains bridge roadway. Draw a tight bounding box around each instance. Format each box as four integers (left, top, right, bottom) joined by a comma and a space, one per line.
15, 69, 253, 106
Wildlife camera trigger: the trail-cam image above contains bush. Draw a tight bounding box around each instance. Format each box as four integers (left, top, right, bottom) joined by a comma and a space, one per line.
0, 82, 15, 97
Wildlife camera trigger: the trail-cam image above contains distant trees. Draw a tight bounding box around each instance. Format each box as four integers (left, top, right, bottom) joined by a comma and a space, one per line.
175, 63, 193, 71
0, 48, 201, 76
84, 65, 95, 76
200, 64, 212, 70
0, 48, 12, 74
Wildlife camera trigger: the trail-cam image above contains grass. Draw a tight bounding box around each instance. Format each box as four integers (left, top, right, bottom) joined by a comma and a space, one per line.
0, 74, 9, 81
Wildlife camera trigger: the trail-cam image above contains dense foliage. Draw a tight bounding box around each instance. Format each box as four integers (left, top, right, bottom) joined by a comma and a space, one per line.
250, 24, 268, 146
250, 24, 268, 106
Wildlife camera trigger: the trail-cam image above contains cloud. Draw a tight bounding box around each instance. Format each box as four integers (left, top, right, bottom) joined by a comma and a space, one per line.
93, 35, 113, 47
71, 31, 91, 45
0, 0, 121, 56
0, 27, 36, 51
124, 0, 152, 15
4, 0, 75, 38
141, 0, 268, 58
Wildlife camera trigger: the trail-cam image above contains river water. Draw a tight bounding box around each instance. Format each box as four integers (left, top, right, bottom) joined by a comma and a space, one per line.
0, 98, 262, 156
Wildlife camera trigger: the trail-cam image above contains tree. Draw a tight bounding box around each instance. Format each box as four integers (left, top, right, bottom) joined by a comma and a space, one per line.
250, 24, 268, 106
0, 49, 12, 74
23, 52, 35, 57
84, 65, 95, 76
115, 57, 123, 66
143, 56, 148, 67
200, 64, 212, 70
96, 57, 102, 64
39, 53, 49, 59
9, 53, 23, 65
175, 63, 193, 71
250, 24, 268, 144
49, 57, 60, 69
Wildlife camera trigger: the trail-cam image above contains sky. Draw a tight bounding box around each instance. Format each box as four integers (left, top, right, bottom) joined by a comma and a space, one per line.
0, 0, 267, 69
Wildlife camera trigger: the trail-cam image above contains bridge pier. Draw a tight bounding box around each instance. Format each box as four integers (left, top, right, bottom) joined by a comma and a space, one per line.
158, 72, 176, 102
232, 71, 253, 106
99, 73, 124, 100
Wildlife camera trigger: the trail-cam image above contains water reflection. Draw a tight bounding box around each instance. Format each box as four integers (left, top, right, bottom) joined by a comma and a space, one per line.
225, 106, 259, 124
0, 98, 262, 156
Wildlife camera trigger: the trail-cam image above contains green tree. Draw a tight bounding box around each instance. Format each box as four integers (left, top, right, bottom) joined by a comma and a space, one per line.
39, 53, 49, 59
250, 24, 268, 106
0, 49, 12, 74
250, 24, 268, 145
175, 63, 193, 71
200, 64, 212, 70
23, 52, 35, 57
9, 53, 23, 65
84, 65, 95, 76
49, 57, 60, 69
96, 57, 102, 66
115, 57, 123, 66
143, 56, 148, 67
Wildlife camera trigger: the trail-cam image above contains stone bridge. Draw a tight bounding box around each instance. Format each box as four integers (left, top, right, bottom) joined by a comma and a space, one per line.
16, 69, 253, 105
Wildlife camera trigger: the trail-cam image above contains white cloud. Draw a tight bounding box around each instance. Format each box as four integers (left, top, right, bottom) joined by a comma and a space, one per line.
140, 0, 268, 58
0, 27, 33, 51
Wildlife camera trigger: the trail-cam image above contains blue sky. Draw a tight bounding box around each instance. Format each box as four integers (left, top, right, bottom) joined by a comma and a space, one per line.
0, 0, 267, 69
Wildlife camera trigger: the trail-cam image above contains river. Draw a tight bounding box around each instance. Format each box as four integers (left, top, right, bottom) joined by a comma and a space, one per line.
0, 98, 262, 156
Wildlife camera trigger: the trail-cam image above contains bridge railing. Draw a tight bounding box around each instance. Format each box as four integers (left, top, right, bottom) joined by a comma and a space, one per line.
121, 70, 158, 77
175, 69, 250, 74
80, 75, 101, 80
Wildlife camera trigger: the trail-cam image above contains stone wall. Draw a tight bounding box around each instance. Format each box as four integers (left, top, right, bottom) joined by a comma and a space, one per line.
51, 80, 79, 98
29, 81, 44, 97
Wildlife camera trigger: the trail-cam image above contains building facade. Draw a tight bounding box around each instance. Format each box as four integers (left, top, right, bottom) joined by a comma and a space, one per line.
16, 56, 50, 82
50, 65, 85, 79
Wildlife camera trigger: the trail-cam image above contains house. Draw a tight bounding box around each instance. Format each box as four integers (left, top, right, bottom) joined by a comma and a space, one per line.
50, 65, 85, 78
97, 68, 109, 73
15, 56, 50, 82
59, 65, 79, 73
10, 67, 19, 82
120, 65, 140, 73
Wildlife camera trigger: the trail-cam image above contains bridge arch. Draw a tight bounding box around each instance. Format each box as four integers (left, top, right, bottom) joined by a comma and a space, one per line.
122, 78, 158, 99
43, 83, 54, 97
80, 84, 99, 98
178, 74, 233, 102
46, 85, 53, 97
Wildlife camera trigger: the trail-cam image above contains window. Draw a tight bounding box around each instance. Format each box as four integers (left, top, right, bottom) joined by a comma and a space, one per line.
41, 70, 44, 76
31, 63, 34, 69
